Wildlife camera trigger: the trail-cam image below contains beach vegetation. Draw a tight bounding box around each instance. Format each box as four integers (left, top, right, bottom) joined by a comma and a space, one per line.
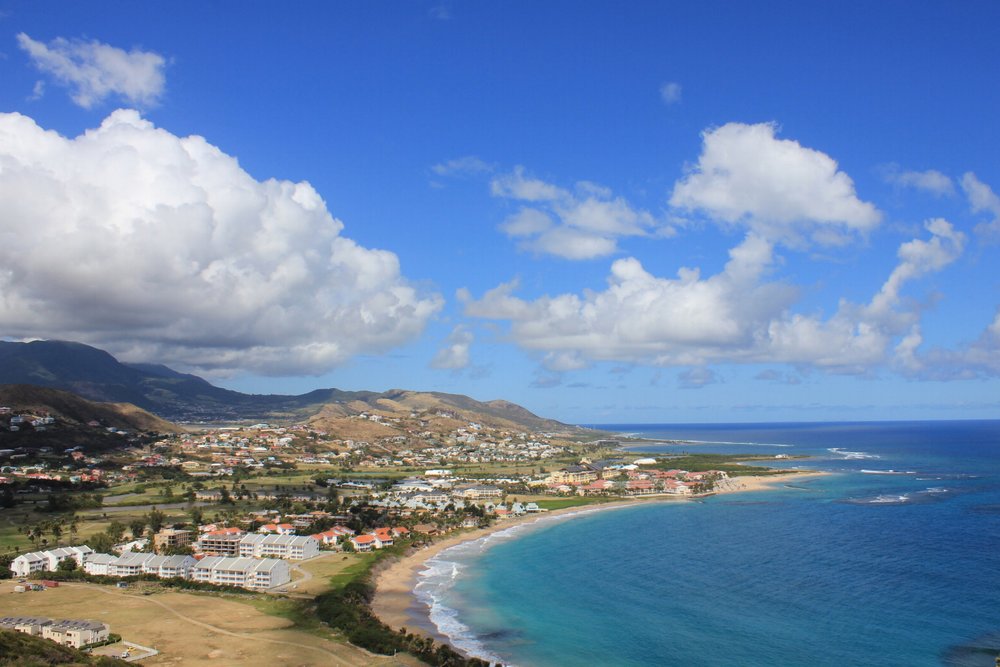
313, 544, 494, 666
642, 453, 806, 476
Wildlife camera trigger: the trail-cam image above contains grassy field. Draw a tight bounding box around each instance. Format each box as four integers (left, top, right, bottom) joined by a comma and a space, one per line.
0, 503, 200, 554
0, 579, 423, 666
288, 552, 375, 596
528, 496, 620, 511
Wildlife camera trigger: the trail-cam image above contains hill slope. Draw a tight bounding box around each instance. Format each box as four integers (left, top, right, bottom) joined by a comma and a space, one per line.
0, 341, 577, 433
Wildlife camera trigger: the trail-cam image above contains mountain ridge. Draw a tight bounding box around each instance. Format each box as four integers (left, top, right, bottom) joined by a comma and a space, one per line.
0, 340, 577, 433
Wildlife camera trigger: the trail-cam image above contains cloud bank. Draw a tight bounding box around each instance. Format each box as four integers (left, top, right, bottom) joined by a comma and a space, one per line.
463, 221, 964, 374
0, 110, 442, 374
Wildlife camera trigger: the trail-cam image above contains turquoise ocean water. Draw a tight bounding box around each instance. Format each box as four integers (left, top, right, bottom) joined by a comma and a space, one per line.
414, 421, 1000, 666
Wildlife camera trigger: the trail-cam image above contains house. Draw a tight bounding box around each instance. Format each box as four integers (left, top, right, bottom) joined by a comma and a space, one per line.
257, 523, 296, 535
350, 535, 376, 552
412, 523, 440, 536
114, 538, 149, 554
239, 534, 319, 560
372, 528, 394, 548
310, 526, 355, 546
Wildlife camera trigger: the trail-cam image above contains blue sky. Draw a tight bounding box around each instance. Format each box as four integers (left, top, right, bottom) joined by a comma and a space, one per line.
1, 1, 999, 423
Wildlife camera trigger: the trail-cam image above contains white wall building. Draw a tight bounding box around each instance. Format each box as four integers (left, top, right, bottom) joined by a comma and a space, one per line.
107, 552, 156, 577
190, 556, 290, 590
141, 554, 197, 579
239, 534, 319, 560
10, 546, 93, 577
42, 619, 110, 648
0, 617, 109, 649
10, 552, 47, 578
82, 553, 116, 576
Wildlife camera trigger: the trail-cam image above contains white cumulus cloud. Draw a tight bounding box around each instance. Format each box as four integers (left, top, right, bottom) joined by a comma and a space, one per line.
884, 166, 955, 196
431, 325, 474, 370
491, 167, 662, 260
0, 110, 442, 374
463, 221, 963, 375
670, 122, 881, 246
961, 172, 1000, 236
17, 33, 166, 109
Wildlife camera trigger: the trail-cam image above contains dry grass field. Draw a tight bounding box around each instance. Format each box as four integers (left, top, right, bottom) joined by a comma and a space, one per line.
0, 580, 423, 666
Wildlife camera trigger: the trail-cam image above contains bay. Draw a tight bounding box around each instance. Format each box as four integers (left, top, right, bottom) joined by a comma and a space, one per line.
417, 420, 1000, 666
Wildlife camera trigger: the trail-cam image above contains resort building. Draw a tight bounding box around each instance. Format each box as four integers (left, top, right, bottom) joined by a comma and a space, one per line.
238, 533, 319, 560
190, 556, 290, 590
10, 546, 93, 577
452, 484, 504, 500
153, 528, 191, 553
82, 553, 116, 576
197, 530, 245, 557
10, 552, 47, 578
547, 465, 599, 485
0, 616, 109, 649
107, 552, 156, 577
42, 619, 110, 648
141, 554, 197, 578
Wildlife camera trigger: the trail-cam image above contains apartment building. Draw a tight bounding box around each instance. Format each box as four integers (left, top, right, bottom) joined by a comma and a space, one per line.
190, 556, 290, 590
238, 534, 319, 560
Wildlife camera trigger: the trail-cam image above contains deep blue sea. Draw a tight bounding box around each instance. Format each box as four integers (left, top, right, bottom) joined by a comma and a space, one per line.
414, 421, 1000, 667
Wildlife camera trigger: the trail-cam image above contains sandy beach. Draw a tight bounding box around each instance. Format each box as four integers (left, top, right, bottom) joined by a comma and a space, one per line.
371, 471, 827, 638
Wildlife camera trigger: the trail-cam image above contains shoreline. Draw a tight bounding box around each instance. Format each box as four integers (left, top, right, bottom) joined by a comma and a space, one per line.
371, 471, 827, 647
